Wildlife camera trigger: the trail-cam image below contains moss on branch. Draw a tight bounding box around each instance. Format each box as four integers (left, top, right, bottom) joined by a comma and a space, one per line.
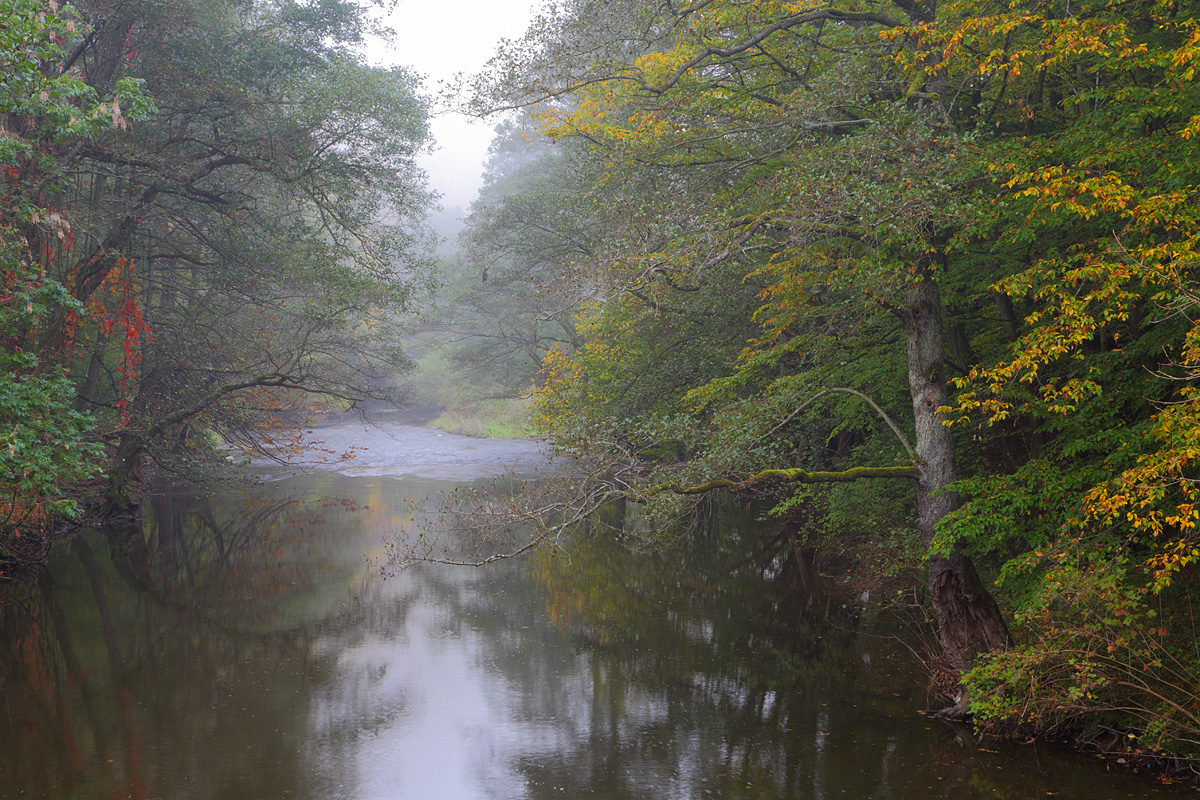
629, 464, 919, 501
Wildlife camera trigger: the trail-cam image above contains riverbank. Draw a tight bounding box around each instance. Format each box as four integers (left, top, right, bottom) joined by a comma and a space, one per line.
426, 398, 533, 439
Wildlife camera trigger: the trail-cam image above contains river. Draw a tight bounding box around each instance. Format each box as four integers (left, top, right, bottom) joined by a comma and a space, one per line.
0, 415, 1192, 799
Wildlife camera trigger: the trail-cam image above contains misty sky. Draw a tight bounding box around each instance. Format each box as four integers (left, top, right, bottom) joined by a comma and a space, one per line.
368, 0, 540, 210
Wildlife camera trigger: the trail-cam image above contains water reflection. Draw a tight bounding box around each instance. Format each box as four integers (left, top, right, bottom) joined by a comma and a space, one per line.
450, 512, 922, 800
0, 477, 403, 800
0, 426, 1193, 799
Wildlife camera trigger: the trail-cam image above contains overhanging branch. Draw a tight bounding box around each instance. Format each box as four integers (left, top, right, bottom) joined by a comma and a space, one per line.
645, 9, 904, 96
628, 464, 918, 502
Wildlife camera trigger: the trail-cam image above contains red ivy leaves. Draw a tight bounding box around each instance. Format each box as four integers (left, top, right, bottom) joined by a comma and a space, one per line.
84, 256, 153, 426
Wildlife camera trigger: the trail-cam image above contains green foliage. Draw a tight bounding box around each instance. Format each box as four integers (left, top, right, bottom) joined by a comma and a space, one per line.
0, 0, 149, 563
411, 122, 596, 403
0, 321, 102, 555
465, 0, 1200, 750
38, 0, 433, 472
0, 0, 434, 558
965, 563, 1200, 754
915, 0, 1200, 746
0, 356, 99, 511
0, 1, 146, 154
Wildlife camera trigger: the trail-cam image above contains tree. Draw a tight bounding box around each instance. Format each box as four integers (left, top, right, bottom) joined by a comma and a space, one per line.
453, 0, 1013, 709
1, 0, 434, 560
1, 0, 153, 575
17, 0, 434, 509
413, 121, 593, 399
906, 0, 1200, 742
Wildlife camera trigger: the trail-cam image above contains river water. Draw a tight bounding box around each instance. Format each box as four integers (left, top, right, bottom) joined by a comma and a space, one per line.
0, 416, 1192, 799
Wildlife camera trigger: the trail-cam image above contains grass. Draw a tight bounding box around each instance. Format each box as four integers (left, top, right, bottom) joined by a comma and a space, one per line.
427, 398, 534, 439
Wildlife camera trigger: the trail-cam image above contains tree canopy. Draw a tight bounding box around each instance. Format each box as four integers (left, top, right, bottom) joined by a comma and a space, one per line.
1, 0, 433, 571
407, 0, 1200, 743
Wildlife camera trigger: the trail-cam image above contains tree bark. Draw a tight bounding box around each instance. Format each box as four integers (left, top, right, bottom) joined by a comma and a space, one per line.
101, 433, 144, 518
903, 269, 1011, 714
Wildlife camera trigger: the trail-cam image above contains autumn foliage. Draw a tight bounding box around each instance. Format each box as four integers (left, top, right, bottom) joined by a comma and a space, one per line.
457, 0, 1200, 750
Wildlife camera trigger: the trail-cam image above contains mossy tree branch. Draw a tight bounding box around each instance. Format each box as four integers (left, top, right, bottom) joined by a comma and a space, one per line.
628, 464, 918, 502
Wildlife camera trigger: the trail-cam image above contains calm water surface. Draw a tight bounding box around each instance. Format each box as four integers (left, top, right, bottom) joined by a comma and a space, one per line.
0, 415, 1191, 799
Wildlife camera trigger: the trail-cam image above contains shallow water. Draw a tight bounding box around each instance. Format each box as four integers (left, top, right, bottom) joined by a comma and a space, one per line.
251, 411, 547, 481
0, 418, 1191, 799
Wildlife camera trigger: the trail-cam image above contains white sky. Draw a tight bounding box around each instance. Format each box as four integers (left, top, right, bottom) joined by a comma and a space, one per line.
366, 0, 541, 210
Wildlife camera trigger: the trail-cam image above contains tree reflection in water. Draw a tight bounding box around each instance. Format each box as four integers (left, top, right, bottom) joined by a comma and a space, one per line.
0, 475, 1190, 800
0, 482, 394, 800
417, 500, 1185, 800
416, 501, 908, 800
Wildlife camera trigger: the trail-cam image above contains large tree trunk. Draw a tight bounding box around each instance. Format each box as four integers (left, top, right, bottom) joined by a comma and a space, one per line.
903, 270, 1011, 715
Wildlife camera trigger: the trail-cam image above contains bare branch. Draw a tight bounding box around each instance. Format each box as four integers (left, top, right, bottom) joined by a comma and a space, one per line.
758, 387, 916, 460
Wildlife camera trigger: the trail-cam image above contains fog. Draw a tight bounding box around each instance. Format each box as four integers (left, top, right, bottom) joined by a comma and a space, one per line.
367, 0, 540, 208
